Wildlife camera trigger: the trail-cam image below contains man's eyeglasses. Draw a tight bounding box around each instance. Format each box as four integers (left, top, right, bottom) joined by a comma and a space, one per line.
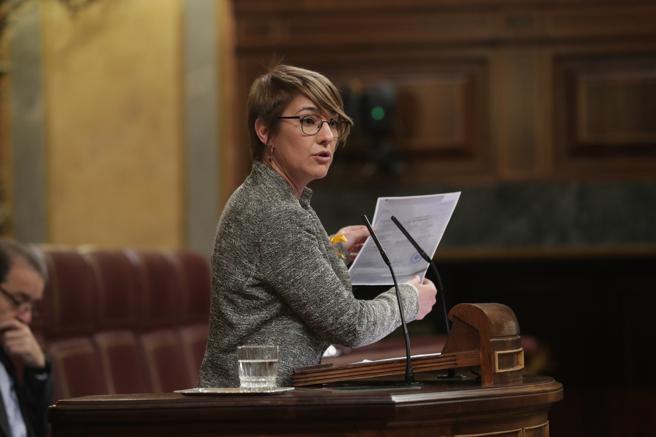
0, 284, 35, 313
278, 115, 346, 138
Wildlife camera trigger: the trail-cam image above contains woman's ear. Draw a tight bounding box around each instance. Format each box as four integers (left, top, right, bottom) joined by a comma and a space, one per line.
254, 118, 270, 145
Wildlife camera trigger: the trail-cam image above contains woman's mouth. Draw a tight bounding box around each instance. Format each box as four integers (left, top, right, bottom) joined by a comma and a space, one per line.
313, 151, 332, 163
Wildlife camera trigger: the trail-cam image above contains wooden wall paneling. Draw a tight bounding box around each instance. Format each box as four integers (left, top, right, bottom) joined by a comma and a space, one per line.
395, 76, 470, 154
537, 50, 556, 178
578, 71, 656, 145
553, 47, 656, 178
545, 3, 656, 40
495, 48, 542, 180
323, 54, 493, 186
234, 2, 501, 49
234, 1, 656, 49
232, 0, 656, 187
231, 1, 501, 188
237, 50, 494, 187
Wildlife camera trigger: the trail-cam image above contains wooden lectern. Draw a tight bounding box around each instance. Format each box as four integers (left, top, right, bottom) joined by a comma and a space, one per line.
293, 303, 525, 387
49, 302, 563, 436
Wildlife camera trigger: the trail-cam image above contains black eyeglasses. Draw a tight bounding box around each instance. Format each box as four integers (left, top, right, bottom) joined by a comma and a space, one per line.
278, 114, 346, 138
0, 284, 35, 313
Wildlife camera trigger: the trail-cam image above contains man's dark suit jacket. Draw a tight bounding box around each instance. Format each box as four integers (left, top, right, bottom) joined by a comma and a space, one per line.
0, 349, 52, 437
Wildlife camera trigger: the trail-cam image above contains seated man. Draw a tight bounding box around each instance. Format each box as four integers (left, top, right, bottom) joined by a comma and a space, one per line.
0, 239, 52, 437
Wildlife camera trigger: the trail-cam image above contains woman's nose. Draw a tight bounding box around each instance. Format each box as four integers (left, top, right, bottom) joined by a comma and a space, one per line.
317, 121, 335, 143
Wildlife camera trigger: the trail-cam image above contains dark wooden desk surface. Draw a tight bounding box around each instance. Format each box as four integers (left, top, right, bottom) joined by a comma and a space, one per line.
49, 376, 562, 436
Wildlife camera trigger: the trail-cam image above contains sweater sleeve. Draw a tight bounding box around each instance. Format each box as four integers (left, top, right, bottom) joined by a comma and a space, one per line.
258, 206, 418, 348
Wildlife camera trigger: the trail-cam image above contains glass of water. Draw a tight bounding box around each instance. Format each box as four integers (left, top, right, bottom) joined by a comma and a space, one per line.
237, 345, 279, 390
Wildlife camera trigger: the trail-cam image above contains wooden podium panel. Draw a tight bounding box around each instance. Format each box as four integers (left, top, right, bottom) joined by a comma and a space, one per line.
294, 303, 525, 388
49, 376, 562, 437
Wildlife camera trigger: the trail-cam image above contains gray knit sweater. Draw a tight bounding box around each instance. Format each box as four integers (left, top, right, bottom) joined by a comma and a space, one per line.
199, 161, 419, 387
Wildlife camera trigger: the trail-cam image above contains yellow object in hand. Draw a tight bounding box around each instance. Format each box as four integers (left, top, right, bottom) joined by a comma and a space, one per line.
330, 234, 348, 245
330, 234, 349, 261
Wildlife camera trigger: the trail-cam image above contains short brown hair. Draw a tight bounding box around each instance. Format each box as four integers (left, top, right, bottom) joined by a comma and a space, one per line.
247, 64, 353, 161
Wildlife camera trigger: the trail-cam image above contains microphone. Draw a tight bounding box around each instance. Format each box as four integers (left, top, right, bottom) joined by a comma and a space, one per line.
390, 215, 450, 335
390, 215, 466, 382
362, 214, 415, 385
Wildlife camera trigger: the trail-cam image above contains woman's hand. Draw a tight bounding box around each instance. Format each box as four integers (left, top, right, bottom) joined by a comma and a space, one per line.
407, 276, 437, 320
331, 225, 370, 262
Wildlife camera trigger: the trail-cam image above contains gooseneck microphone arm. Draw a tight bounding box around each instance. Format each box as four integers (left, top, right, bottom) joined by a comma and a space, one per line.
362, 214, 414, 385
390, 215, 450, 335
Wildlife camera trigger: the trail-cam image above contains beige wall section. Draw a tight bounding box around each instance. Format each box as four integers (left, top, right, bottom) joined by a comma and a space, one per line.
41, 0, 184, 248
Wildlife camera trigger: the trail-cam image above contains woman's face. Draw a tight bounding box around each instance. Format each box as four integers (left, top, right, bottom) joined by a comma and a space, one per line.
261, 94, 339, 194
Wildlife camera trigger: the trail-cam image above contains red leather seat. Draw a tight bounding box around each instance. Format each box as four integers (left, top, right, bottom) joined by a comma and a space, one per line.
137, 251, 185, 329
48, 338, 108, 399
40, 250, 98, 339
178, 323, 209, 383
84, 249, 143, 331
140, 329, 194, 392
175, 250, 211, 323
37, 247, 211, 399
94, 330, 152, 394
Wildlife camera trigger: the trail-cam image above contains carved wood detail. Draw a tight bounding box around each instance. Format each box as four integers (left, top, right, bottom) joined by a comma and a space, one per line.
524, 421, 550, 437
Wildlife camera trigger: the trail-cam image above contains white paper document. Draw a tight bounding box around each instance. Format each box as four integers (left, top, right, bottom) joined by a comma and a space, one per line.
348, 192, 460, 286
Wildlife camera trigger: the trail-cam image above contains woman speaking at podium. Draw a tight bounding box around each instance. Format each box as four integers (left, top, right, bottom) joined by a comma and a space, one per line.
199, 64, 437, 387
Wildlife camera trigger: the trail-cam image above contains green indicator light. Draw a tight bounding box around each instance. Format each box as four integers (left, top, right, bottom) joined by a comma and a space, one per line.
371, 106, 385, 121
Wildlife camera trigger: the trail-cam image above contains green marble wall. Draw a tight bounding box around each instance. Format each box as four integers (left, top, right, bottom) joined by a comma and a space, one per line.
312, 180, 656, 248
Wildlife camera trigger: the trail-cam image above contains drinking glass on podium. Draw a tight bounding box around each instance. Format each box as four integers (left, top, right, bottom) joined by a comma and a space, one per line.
238, 345, 279, 389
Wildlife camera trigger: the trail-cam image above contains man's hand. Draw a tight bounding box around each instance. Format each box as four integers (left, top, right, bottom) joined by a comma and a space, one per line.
0, 319, 46, 369
332, 225, 370, 261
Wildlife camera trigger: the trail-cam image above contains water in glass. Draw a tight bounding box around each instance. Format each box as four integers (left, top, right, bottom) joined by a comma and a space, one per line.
237, 345, 278, 389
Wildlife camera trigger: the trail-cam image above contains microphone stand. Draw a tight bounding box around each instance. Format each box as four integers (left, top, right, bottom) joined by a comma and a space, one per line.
390, 216, 450, 335
363, 215, 416, 386
391, 215, 468, 382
